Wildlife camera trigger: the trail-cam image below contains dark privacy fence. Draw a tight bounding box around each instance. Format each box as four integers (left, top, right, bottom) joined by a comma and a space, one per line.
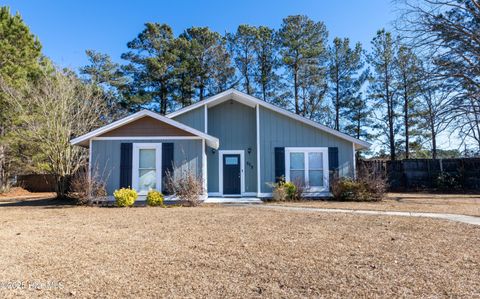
15, 174, 57, 192
358, 158, 480, 192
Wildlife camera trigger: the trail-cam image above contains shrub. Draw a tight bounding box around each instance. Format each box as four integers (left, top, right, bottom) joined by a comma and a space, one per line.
68, 168, 107, 205
271, 182, 287, 201
435, 172, 462, 191
165, 167, 204, 207
332, 178, 368, 201
147, 190, 164, 207
331, 165, 387, 202
114, 188, 138, 207
268, 178, 302, 201
284, 181, 296, 199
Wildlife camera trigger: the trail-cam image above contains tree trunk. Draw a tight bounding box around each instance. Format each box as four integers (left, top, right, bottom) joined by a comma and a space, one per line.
159, 82, 168, 115
55, 174, 69, 199
0, 144, 7, 192
294, 64, 299, 114
431, 132, 437, 160
335, 77, 340, 131
404, 84, 409, 159
384, 60, 395, 161
199, 83, 205, 101
0, 123, 8, 192
262, 81, 267, 101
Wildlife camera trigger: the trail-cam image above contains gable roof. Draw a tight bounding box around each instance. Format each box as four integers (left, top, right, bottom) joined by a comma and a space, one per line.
70, 110, 219, 149
167, 89, 371, 149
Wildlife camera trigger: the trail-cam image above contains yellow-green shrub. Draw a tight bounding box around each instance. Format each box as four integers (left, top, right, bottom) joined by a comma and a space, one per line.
283, 181, 297, 200
146, 190, 164, 207
113, 188, 138, 207
268, 179, 301, 201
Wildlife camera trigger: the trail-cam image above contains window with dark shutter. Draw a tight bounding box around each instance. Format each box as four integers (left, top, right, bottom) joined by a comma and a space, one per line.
162, 143, 174, 194
119, 143, 133, 188
328, 147, 339, 171
274, 147, 285, 182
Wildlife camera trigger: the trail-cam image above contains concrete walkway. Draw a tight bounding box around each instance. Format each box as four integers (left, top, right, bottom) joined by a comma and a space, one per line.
239, 204, 480, 226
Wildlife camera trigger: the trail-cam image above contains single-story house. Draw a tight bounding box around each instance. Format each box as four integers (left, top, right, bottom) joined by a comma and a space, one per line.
71, 89, 370, 199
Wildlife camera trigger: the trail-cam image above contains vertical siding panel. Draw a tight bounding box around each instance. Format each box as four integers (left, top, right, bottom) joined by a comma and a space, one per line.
259, 107, 354, 193
92, 139, 202, 195
207, 100, 257, 193
172, 106, 205, 132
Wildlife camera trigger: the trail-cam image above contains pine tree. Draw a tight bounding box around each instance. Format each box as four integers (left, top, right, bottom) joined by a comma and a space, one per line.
279, 15, 328, 115
395, 45, 421, 159
253, 26, 284, 104
179, 27, 230, 101
328, 38, 365, 131
80, 50, 128, 113
0, 6, 42, 191
227, 25, 258, 95
367, 29, 399, 161
121, 23, 177, 114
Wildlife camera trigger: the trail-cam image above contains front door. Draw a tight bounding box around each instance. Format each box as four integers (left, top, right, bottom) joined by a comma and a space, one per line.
223, 154, 241, 195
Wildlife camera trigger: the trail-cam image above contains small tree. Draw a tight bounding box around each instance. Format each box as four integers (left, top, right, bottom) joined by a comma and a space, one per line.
1, 68, 110, 197
165, 167, 204, 207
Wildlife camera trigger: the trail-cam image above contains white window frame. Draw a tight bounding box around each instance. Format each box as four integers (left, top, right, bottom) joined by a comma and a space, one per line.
218, 150, 245, 196
285, 147, 329, 192
132, 143, 162, 195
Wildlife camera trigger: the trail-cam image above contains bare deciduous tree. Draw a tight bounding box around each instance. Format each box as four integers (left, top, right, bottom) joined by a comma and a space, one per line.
1, 68, 110, 197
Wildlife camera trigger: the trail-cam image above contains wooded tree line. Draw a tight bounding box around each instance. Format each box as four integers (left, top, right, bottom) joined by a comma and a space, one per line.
0, 1, 479, 194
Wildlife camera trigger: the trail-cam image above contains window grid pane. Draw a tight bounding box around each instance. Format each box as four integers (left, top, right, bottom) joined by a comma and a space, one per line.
308, 152, 323, 170
139, 149, 156, 169
290, 152, 305, 170
309, 170, 323, 187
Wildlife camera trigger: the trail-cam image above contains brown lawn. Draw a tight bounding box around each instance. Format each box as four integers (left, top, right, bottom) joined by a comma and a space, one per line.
0, 203, 478, 298
269, 193, 480, 217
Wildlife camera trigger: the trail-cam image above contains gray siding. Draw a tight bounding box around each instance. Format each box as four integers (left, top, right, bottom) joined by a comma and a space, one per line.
259, 106, 354, 193
91, 139, 203, 195
207, 100, 257, 193
172, 106, 205, 132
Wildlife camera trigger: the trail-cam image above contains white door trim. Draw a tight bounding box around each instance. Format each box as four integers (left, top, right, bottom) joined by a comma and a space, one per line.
218, 150, 245, 196
132, 143, 162, 195
285, 147, 329, 192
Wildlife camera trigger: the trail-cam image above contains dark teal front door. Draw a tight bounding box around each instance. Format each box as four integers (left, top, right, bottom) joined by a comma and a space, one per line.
223, 154, 241, 195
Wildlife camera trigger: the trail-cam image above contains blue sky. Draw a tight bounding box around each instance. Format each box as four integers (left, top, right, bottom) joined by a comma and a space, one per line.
3, 0, 396, 70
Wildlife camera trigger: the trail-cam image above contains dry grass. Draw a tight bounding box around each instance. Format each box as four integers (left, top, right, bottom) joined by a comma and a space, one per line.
271, 193, 480, 217
0, 187, 55, 201
0, 203, 478, 298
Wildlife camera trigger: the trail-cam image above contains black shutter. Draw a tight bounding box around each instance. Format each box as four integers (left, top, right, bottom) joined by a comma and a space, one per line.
162, 143, 174, 194
274, 147, 285, 183
119, 143, 133, 188
328, 147, 339, 171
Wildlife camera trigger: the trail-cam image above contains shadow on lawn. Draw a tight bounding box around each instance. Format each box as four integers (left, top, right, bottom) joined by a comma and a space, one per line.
0, 197, 77, 208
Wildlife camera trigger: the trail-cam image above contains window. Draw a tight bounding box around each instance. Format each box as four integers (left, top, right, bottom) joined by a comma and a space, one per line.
285, 148, 328, 192
289, 152, 305, 185
225, 157, 239, 165
138, 149, 156, 192
132, 143, 162, 195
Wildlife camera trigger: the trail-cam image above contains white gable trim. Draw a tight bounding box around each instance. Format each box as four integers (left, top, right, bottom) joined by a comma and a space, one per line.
70, 110, 219, 149
166, 89, 371, 149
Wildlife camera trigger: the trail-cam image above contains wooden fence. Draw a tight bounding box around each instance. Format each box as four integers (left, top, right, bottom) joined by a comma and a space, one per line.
15, 174, 57, 192
358, 158, 480, 192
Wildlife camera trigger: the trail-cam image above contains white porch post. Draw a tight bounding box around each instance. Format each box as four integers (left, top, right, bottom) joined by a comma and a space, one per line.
202, 139, 207, 195
352, 143, 357, 179
256, 104, 261, 197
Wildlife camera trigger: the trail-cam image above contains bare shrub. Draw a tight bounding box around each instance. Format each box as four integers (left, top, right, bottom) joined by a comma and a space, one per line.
331, 165, 387, 202
267, 176, 305, 201
68, 167, 108, 205
290, 178, 305, 200
165, 167, 204, 207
